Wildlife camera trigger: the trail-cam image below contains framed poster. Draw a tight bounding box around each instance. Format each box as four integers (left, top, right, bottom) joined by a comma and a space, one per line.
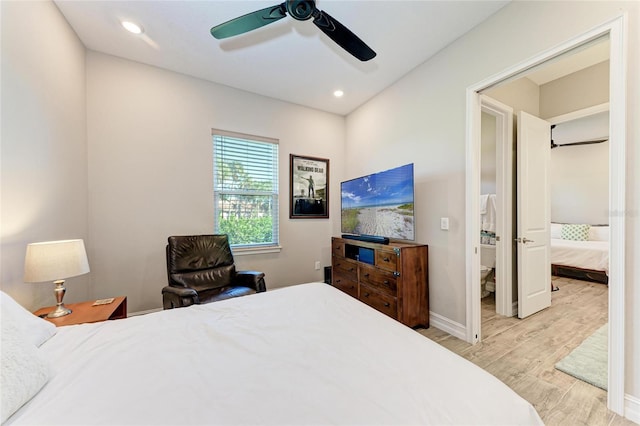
289, 154, 329, 219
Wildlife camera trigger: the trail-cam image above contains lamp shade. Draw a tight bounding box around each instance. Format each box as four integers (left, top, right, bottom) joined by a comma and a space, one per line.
24, 239, 90, 283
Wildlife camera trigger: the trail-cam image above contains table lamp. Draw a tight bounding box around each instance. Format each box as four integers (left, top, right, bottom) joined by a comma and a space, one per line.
24, 239, 90, 318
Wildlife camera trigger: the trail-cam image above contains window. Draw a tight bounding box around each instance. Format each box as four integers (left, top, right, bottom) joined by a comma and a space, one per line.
213, 129, 279, 250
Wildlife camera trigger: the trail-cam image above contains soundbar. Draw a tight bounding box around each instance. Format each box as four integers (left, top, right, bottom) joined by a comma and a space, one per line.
341, 234, 390, 245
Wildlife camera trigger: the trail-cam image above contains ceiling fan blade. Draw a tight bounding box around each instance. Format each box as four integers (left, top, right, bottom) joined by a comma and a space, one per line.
312, 9, 376, 61
211, 3, 287, 39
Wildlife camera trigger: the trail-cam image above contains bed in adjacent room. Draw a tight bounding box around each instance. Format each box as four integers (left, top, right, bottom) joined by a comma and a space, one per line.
551, 223, 609, 284
2, 283, 542, 425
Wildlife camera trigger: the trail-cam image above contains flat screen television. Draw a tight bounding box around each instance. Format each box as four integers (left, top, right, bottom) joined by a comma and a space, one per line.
340, 163, 415, 241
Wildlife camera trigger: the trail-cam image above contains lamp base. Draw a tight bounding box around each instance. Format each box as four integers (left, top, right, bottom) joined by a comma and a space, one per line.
47, 304, 72, 318
47, 279, 72, 318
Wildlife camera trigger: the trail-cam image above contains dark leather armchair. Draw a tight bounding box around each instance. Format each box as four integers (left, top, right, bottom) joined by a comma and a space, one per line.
162, 235, 266, 309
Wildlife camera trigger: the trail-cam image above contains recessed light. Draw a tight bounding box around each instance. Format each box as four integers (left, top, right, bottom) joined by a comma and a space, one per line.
333, 90, 344, 98
122, 21, 144, 34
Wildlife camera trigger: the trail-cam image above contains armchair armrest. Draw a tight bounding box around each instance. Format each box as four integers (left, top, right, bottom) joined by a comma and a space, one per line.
236, 270, 266, 293
162, 286, 199, 309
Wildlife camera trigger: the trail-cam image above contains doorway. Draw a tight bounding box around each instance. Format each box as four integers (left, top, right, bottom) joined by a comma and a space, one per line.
465, 16, 627, 414
479, 55, 610, 322
479, 98, 513, 318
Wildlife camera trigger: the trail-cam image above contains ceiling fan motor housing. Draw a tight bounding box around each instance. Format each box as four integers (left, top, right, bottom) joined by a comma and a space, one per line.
287, 0, 315, 21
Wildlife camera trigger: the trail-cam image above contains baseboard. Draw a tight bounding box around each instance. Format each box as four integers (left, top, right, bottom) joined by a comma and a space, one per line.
625, 393, 640, 424
429, 311, 466, 341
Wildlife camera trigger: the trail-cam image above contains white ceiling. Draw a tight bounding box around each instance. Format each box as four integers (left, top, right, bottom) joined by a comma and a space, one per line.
54, 0, 510, 115
525, 38, 610, 86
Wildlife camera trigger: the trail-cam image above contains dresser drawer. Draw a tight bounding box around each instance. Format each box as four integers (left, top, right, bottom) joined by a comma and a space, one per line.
359, 284, 397, 319
332, 239, 345, 257
333, 258, 357, 281
376, 250, 398, 272
333, 277, 358, 298
359, 264, 397, 295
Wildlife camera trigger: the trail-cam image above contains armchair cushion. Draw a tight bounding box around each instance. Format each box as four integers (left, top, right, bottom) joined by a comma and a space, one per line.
170, 264, 236, 292
198, 286, 256, 304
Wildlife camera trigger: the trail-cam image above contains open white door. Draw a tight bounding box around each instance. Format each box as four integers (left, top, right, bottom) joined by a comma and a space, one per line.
517, 111, 551, 318
481, 95, 514, 318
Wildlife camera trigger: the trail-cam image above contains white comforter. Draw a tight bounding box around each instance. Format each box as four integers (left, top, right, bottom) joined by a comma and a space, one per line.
551, 238, 609, 274
8, 283, 542, 425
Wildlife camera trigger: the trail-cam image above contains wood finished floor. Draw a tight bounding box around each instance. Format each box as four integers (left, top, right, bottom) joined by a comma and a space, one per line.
418, 276, 636, 426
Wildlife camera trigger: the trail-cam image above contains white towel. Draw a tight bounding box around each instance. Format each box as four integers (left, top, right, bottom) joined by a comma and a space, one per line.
480, 194, 489, 214
481, 194, 497, 233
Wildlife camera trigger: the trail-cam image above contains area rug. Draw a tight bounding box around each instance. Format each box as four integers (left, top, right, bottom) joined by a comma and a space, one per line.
555, 323, 608, 390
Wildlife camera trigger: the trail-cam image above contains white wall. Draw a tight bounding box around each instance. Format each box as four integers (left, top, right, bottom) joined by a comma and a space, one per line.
550, 111, 610, 225
540, 60, 609, 118
0, 0, 91, 308
480, 112, 497, 195
541, 63, 610, 226
551, 141, 609, 224
86, 52, 345, 311
345, 0, 639, 410
486, 77, 540, 117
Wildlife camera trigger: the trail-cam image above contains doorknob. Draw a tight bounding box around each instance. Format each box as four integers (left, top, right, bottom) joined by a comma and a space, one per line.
514, 237, 535, 244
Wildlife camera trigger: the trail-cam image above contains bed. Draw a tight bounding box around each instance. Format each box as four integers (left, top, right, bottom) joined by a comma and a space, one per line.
550, 223, 609, 284
2, 283, 542, 425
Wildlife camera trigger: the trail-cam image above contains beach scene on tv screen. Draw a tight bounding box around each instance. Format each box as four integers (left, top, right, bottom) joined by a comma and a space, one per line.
341, 164, 414, 240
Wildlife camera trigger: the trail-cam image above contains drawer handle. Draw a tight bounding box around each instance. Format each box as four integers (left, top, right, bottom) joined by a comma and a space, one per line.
336, 279, 341, 283
384, 302, 390, 307
363, 273, 369, 278
383, 257, 390, 262
349, 267, 355, 272
383, 280, 389, 285
350, 285, 355, 289
364, 292, 369, 297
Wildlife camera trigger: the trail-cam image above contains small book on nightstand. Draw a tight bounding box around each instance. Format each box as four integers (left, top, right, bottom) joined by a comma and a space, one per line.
92, 298, 114, 306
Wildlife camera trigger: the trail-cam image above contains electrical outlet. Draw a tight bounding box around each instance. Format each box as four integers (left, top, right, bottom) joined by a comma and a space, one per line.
315, 261, 321, 270
441, 217, 450, 230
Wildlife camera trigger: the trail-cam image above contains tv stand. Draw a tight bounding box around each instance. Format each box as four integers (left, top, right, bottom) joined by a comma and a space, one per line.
331, 237, 429, 328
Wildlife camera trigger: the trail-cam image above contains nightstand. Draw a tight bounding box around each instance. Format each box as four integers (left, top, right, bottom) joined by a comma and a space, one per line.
34, 296, 127, 326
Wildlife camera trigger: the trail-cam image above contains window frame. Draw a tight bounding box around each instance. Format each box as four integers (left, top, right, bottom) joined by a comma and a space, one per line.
212, 129, 281, 254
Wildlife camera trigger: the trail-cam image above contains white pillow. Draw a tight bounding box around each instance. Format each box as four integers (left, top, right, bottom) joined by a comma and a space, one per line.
0, 291, 56, 347
550, 223, 563, 239
0, 319, 51, 423
589, 225, 610, 241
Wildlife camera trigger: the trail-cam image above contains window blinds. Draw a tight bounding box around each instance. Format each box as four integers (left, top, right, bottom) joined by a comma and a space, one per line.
213, 130, 279, 248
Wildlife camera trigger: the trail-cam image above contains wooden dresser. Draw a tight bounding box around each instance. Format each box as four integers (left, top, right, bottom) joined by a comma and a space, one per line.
331, 237, 429, 328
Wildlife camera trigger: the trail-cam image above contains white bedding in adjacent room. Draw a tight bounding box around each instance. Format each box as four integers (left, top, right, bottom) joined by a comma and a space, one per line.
6, 283, 542, 425
551, 238, 609, 274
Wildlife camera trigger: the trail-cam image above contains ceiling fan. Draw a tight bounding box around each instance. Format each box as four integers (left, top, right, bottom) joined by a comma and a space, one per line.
210, 0, 376, 61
